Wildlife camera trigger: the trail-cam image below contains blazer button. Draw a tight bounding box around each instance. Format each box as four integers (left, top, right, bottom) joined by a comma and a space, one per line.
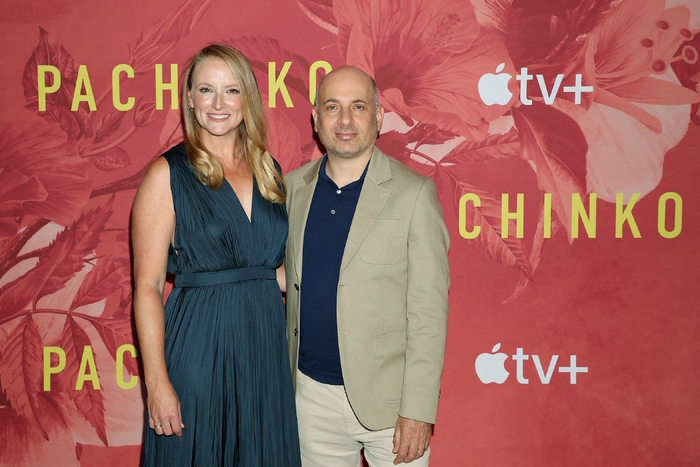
294, 283, 299, 290
294, 328, 298, 336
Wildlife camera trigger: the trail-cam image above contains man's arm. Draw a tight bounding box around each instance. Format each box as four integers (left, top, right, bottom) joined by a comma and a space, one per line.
394, 177, 450, 462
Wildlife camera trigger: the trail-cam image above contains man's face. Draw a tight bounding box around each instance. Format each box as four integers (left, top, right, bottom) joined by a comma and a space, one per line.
313, 67, 384, 160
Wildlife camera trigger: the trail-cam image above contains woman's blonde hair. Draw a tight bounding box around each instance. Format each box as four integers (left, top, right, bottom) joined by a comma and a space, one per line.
182, 44, 285, 204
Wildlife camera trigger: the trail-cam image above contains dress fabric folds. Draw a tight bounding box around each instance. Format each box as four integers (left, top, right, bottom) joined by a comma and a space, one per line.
141, 144, 300, 466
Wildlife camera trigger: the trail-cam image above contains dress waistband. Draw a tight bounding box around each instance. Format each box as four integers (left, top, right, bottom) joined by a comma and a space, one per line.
174, 266, 276, 288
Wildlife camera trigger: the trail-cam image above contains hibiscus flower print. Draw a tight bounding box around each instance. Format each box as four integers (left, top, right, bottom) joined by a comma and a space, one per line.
334, 0, 518, 140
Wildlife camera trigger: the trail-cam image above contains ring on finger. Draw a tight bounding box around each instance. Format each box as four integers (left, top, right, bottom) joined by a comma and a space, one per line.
154, 425, 162, 429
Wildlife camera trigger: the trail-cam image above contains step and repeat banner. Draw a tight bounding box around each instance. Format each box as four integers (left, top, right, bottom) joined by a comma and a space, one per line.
1, 0, 699, 465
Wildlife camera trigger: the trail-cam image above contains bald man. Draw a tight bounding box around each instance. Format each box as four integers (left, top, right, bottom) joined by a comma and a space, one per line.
284, 66, 450, 466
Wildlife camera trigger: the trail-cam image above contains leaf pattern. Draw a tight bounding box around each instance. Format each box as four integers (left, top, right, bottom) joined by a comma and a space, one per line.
298, 0, 338, 34
267, 108, 304, 176
442, 128, 520, 165
0, 0, 222, 458
233, 36, 313, 99
0, 240, 67, 320
0, 0, 698, 460
35, 196, 115, 302
406, 123, 458, 148
129, 0, 215, 73
0, 168, 48, 244
60, 316, 108, 446
82, 315, 139, 376
133, 100, 158, 128
87, 147, 133, 172
70, 256, 130, 311
22, 28, 92, 140
503, 196, 563, 303
376, 130, 412, 166
0, 124, 94, 226
91, 112, 125, 145
0, 315, 47, 439
441, 168, 533, 278
512, 103, 587, 239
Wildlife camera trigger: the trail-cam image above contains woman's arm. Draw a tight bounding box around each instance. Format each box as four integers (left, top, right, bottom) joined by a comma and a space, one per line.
276, 260, 286, 294
132, 157, 184, 437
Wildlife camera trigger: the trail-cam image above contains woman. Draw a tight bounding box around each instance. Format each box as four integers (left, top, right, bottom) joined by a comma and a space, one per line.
132, 44, 300, 466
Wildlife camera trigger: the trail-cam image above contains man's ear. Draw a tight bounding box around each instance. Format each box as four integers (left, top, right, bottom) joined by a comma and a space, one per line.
375, 104, 385, 132
312, 107, 319, 132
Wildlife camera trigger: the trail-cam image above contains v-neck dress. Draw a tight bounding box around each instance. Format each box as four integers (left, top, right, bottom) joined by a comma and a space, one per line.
141, 144, 300, 466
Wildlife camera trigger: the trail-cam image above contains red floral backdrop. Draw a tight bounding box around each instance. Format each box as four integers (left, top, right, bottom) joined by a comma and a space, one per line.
1, 0, 699, 465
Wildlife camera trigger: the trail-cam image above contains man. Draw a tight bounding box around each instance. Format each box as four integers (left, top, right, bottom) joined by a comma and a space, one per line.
285, 66, 450, 466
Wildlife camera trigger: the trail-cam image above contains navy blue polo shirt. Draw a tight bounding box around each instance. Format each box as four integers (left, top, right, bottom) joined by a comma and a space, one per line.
298, 156, 368, 385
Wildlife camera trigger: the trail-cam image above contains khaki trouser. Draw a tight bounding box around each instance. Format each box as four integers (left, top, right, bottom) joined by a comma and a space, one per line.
295, 370, 431, 467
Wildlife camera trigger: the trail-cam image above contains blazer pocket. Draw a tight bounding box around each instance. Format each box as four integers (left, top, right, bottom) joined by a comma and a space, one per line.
360, 219, 403, 265
374, 330, 406, 404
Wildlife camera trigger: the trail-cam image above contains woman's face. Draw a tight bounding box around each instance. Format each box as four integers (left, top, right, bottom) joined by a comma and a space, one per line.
188, 57, 244, 142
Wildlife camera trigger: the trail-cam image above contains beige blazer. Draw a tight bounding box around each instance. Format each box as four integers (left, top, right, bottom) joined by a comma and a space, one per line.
285, 146, 450, 430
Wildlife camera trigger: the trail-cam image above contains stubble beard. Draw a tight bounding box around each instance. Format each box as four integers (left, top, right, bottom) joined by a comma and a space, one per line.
318, 120, 378, 160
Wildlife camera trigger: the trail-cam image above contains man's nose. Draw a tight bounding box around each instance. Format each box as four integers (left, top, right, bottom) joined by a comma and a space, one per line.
338, 107, 353, 126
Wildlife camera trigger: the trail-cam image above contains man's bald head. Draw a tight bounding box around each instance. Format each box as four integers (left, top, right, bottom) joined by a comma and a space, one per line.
315, 66, 379, 112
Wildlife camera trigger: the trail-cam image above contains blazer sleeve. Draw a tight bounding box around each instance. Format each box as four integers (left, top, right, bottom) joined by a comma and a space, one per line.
399, 177, 450, 424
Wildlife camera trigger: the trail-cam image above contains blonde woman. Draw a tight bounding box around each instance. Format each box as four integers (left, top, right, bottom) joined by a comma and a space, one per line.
132, 44, 300, 466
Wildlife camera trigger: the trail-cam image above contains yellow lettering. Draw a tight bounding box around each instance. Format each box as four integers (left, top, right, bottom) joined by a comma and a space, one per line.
38, 65, 61, 112
658, 192, 682, 238
501, 193, 524, 238
543, 193, 552, 238
268, 62, 294, 108
155, 64, 179, 110
116, 344, 139, 389
71, 65, 97, 111
459, 194, 481, 239
112, 64, 135, 111
615, 193, 641, 238
44, 346, 66, 391
309, 61, 332, 105
571, 193, 596, 238
76, 346, 100, 390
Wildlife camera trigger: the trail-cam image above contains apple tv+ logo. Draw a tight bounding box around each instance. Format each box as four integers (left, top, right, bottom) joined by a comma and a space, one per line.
475, 343, 588, 384
477, 63, 593, 106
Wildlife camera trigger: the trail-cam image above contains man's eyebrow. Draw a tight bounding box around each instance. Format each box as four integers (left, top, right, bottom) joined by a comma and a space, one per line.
322, 98, 368, 105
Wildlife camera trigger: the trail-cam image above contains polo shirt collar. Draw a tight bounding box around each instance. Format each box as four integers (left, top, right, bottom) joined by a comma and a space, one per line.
318, 155, 370, 190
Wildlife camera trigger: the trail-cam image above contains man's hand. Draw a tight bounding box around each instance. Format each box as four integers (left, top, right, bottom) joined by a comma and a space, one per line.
392, 416, 432, 464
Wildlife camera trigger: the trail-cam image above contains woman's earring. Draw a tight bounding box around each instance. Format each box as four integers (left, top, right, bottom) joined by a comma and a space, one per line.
187, 105, 197, 123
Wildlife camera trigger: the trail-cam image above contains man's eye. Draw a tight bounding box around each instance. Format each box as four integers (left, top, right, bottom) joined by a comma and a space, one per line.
354, 105, 365, 110
326, 105, 338, 111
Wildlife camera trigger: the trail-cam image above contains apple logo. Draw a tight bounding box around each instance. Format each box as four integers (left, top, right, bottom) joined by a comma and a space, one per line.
478, 63, 513, 106
475, 343, 509, 384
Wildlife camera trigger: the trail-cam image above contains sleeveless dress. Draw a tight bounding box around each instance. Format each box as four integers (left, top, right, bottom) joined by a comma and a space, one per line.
141, 144, 301, 466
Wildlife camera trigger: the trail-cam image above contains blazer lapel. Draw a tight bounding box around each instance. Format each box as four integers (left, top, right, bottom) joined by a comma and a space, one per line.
339, 147, 392, 274
291, 158, 323, 279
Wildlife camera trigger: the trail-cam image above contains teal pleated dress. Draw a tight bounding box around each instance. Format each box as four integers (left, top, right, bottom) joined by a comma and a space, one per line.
141, 144, 300, 466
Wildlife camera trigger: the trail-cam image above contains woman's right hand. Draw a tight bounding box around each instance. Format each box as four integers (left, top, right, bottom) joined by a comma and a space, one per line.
147, 380, 185, 437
